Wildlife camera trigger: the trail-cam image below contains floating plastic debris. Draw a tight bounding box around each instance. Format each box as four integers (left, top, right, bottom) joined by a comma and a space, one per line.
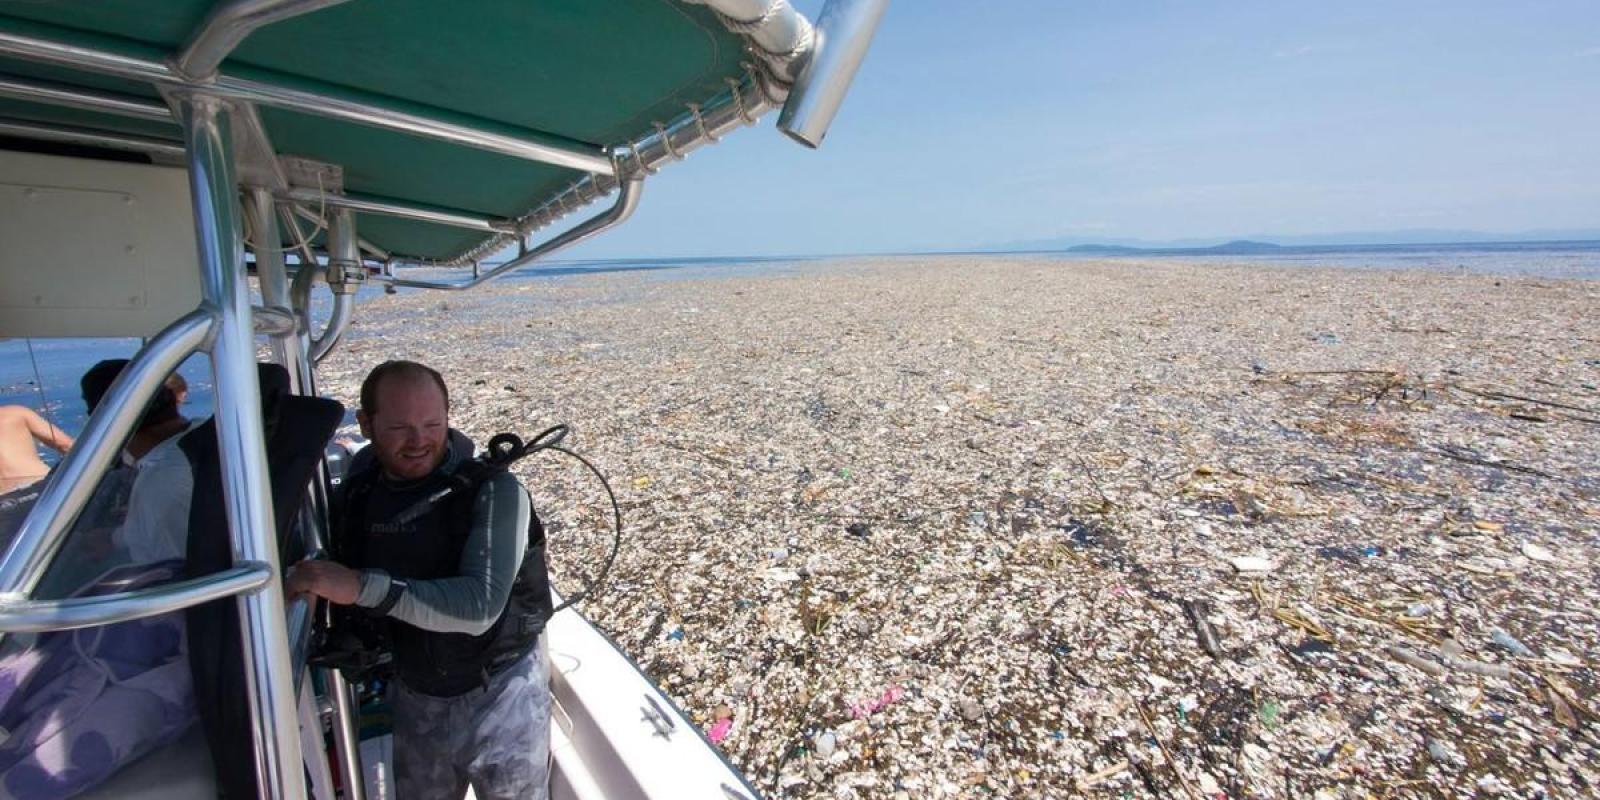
813, 731, 836, 759
1229, 556, 1275, 573
707, 716, 733, 745
1489, 627, 1535, 658
850, 685, 906, 719
1521, 542, 1555, 562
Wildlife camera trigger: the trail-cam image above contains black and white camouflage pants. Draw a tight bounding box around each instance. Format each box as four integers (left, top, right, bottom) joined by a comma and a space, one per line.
391, 637, 550, 800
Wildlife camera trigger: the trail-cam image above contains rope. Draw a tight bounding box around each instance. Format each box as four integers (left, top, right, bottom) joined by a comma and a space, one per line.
244, 170, 328, 255
706, 0, 786, 34
653, 121, 684, 162
727, 77, 758, 124
743, 60, 787, 106
687, 103, 719, 143
628, 140, 656, 175
23, 338, 64, 439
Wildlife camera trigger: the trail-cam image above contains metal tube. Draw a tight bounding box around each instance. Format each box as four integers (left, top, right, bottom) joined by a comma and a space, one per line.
383, 175, 644, 290
252, 305, 297, 336
177, 93, 306, 800
247, 189, 331, 585
0, 28, 613, 175
0, 310, 214, 599
285, 596, 313, 687
0, 75, 172, 121
446, 75, 770, 266
325, 669, 367, 800
686, 0, 814, 82
174, 0, 355, 82
0, 564, 271, 633
280, 186, 515, 233
286, 260, 323, 393
357, 235, 389, 261
310, 283, 353, 362
0, 118, 183, 158
777, 0, 890, 148
248, 189, 307, 385
310, 208, 358, 362
280, 205, 323, 289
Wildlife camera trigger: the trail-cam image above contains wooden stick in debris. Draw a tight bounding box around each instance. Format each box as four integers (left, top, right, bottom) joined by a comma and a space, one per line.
1450, 383, 1600, 416
1430, 446, 1559, 480
1134, 699, 1204, 800
1387, 645, 1447, 677
1182, 599, 1224, 658
1075, 760, 1130, 791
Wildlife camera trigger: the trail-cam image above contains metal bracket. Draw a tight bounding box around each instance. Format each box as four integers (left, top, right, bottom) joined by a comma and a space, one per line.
641, 695, 677, 740
279, 156, 344, 194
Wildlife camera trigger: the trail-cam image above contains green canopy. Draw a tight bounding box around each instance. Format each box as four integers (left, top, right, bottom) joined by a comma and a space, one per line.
0, 0, 768, 261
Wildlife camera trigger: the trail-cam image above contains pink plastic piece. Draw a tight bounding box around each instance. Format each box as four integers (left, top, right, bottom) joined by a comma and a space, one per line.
707, 717, 734, 744
849, 684, 906, 719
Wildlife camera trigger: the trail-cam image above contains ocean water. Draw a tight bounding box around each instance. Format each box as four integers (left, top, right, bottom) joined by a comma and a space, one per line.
1045, 240, 1600, 281
5, 241, 1596, 445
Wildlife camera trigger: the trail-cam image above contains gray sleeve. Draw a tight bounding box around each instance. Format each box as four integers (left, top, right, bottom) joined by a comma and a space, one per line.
354, 471, 529, 635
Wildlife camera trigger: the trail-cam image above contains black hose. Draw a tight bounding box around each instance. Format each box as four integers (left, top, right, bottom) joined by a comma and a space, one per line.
543, 443, 622, 614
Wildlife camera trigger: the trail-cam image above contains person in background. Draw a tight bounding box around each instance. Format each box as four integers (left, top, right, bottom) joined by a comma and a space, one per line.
0, 405, 72, 496
78, 360, 192, 463
78, 360, 199, 565
164, 371, 189, 407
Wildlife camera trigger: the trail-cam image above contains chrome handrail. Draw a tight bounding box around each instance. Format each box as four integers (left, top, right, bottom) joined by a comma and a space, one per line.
379, 174, 644, 290
0, 75, 171, 121
179, 92, 307, 800
0, 118, 183, 159
173, 0, 354, 83
0, 564, 271, 634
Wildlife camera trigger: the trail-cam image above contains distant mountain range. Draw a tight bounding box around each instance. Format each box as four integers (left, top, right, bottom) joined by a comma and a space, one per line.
994, 228, 1600, 253
1064, 239, 1287, 255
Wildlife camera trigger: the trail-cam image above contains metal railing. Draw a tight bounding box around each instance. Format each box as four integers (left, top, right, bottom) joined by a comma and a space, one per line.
0, 311, 215, 599
0, 565, 272, 633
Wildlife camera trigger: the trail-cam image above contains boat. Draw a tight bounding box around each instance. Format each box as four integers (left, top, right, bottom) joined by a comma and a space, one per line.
0, 1, 887, 798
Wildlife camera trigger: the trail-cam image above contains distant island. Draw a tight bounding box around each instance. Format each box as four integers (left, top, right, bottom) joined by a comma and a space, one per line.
1065, 239, 1286, 255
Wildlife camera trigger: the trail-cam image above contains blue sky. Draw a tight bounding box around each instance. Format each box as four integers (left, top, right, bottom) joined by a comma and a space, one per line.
568, 1, 1600, 258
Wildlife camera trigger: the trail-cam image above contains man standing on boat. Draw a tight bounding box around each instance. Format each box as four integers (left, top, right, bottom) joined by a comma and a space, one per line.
287, 360, 553, 800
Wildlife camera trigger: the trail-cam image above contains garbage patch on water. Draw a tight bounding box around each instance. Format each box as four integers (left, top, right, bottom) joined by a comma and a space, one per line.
321, 257, 1600, 799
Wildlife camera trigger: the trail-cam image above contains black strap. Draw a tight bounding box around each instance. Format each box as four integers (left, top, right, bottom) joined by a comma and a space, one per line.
371, 577, 408, 616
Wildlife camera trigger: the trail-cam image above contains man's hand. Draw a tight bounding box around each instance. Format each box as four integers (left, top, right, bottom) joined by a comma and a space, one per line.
285, 559, 363, 606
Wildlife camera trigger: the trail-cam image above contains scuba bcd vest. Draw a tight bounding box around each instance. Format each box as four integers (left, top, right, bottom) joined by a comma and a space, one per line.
328, 432, 554, 697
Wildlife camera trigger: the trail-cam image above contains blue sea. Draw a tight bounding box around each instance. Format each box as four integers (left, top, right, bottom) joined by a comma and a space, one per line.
1041, 239, 1600, 281
5, 240, 1597, 449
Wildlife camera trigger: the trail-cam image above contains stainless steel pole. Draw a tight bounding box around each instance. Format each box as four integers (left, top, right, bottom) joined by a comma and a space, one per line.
279, 187, 515, 233
247, 189, 304, 378
173, 0, 355, 83
176, 93, 307, 800
382, 175, 644, 290
326, 670, 366, 800
0, 119, 184, 159
0, 76, 172, 121
777, 0, 890, 148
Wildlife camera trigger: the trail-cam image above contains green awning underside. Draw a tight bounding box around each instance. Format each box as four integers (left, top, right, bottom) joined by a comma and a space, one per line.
0, 1, 753, 260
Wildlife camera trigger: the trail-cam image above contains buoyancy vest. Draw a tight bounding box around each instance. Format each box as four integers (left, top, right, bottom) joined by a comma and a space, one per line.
337, 445, 553, 698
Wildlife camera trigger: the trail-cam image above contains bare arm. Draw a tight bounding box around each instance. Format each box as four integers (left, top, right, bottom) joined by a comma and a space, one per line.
22, 407, 73, 453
